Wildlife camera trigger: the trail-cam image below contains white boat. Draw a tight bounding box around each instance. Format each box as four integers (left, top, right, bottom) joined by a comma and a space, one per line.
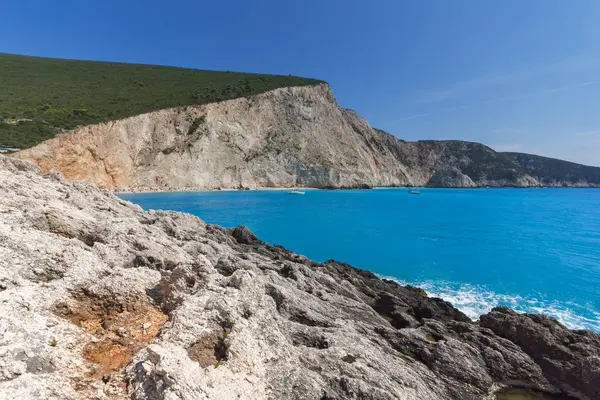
408, 188, 421, 195
289, 190, 305, 195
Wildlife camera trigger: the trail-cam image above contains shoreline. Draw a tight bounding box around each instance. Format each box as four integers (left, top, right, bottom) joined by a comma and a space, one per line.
378, 275, 600, 333
114, 185, 600, 195
114, 186, 324, 195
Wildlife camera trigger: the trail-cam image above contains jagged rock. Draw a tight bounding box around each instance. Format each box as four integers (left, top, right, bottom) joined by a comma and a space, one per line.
231, 225, 262, 245
0, 155, 598, 399
480, 307, 600, 400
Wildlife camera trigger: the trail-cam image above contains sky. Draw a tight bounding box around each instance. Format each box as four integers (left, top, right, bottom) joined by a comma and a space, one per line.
2, 0, 600, 166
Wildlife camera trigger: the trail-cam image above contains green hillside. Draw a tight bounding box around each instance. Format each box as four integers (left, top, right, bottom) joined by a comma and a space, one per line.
0, 53, 324, 149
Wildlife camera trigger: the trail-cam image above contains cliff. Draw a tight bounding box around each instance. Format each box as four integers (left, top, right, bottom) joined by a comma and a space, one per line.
1, 155, 599, 399
13, 84, 600, 190
5, 53, 600, 190
504, 152, 600, 187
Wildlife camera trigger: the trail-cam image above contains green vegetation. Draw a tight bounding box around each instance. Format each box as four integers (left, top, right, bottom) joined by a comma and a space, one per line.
425, 334, 439, 343
187, 116, 206, 136
0, 53, 324, 149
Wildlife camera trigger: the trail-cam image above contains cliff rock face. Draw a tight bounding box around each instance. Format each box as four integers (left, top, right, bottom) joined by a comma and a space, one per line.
505, 152, 600, 187
15, 84, 412, 189
426, 166, 477, 188
14, 84, 576, 190
1, 155, 599, 399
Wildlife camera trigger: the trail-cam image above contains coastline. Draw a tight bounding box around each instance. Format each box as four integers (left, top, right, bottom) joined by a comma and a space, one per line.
114, 185, 600, 195
115, 183, 600, 333
114, 186, 324, 195
379, 275, 600, 333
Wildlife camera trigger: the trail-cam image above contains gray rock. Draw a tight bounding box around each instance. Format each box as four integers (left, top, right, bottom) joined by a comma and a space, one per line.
231, 225, 262, 245
426, 166, 477, 188
480, 307, 600, 399
0, 155, 597, 399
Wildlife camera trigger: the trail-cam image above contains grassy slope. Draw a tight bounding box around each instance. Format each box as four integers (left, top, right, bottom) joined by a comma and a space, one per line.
0, 53, 324, 149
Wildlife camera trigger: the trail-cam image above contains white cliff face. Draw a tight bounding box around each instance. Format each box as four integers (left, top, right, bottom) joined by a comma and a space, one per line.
13, 84, 407, 190
14, 84, 544, 190
14, 83, 600, 189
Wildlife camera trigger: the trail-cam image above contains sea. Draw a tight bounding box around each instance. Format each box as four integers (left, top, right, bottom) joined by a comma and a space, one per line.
119, 188, 600, 332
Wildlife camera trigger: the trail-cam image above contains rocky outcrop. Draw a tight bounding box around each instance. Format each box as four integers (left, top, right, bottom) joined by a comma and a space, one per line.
0, 154, 598, 399
15, 84, 598, 190
480, 307, 600, 400
426, 166, 477, 188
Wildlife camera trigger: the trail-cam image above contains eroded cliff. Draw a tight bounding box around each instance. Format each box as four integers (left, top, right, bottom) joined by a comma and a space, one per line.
16, 84, 573, 190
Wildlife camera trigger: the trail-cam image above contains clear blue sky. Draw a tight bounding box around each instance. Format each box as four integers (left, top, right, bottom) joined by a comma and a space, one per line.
2, 0, 600, 165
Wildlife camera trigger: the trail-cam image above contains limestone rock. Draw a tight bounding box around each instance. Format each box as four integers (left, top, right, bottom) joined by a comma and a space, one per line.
426, 166, 477, 188
13, 85, 555, 190
0, 155, 598, 399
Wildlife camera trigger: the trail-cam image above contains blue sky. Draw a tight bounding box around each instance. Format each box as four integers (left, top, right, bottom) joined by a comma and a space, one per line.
2, 0, 600, 165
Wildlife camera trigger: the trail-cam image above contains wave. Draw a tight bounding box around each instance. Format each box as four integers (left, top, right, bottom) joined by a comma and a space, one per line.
380, 276, 600, 332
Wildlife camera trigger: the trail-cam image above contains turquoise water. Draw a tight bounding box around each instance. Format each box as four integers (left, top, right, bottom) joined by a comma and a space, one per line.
120, 188, 600, 332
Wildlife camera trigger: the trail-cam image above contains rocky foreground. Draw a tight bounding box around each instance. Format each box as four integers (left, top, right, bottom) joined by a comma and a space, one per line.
0, 155, 599, 400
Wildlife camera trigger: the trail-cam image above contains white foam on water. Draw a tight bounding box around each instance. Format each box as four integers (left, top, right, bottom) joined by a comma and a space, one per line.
379, 276, 600, 332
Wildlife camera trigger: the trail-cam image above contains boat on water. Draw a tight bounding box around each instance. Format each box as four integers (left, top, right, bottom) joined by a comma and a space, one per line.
289, 190, 305, 195
408, 188, 421, 195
